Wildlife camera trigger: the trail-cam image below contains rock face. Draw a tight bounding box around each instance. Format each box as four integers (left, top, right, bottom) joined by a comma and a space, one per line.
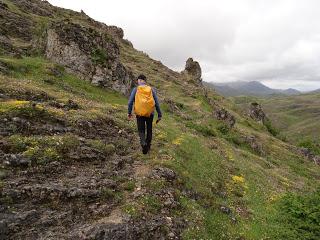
214, 108, 236, 128
45, 21, 133, 95
183, 58, 202, 83
249, 102, 266, 123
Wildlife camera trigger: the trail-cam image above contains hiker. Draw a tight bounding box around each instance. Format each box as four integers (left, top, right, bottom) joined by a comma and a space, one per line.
128, 74, 162, 154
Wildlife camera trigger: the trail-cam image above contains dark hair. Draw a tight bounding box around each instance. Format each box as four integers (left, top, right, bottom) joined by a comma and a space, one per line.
137, 74, 147, 81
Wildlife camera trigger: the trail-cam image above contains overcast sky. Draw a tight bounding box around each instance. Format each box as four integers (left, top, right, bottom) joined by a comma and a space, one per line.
48, 0, 320, 91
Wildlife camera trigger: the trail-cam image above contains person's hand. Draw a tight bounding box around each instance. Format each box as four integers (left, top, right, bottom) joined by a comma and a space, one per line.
156, 118, 162, 124
128, 114, 134, 121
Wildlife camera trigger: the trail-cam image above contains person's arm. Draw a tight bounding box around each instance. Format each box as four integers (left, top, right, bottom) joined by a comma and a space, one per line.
152, 88, 162, 119
128, 87, 137, 116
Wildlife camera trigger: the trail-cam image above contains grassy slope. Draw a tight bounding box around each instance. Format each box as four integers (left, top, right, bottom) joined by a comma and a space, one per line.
1, 53, 319, 240
1, 1, 319, 238
119, 43, 320, 239
232, 94, 320, 145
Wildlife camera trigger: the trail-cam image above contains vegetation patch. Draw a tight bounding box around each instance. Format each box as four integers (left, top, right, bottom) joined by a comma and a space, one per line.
186, 121, 216, 137
264, 118, 279, 136
91, 48, 110, 65
269, 189, 320, 240
298, 139, 320, 155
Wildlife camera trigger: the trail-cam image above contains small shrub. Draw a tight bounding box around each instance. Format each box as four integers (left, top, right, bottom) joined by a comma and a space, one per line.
264, 119, 279, 136
216, 123, 230, 135
298, 139, 320, 155
272, 189, 320, 240
223, 132, 242, 146
186, 122, 216, 137
7, 134, 81, 164
87, 139, 116, 154
122, 180, 136, 192
123, 204, 140, 218
23, 146, 60, 164
101, 188, 115, 200
91, 48, 109, 65
141, 195, 162, 213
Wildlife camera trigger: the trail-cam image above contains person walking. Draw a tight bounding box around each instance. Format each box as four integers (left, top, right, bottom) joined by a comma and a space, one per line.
128, 74, 162, 154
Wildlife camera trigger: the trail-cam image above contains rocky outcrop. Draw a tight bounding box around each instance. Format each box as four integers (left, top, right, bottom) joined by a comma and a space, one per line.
45, 21, 133, 95
242, 135, 264, 155
214, 108, 236, 128
299, 148, 320, 165
249, 102, 266, 123
182, 58, 202, 83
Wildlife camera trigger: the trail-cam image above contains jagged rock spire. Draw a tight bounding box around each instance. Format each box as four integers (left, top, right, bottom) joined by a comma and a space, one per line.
183, 57, 202, 83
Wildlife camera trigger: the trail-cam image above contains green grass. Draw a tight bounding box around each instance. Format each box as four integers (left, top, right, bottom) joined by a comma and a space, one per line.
0, 56, 127, 105
267, 189, 320, 240
0, 48, 319, 239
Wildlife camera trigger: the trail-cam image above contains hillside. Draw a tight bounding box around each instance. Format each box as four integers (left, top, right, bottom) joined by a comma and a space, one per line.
232, 93, 320, 150
205, 81, 301, 97
1, 1, 320, 239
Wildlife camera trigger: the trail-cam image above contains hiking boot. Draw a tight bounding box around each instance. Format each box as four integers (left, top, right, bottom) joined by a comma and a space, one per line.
146, 143, 151, 153
142, 144, 148, 154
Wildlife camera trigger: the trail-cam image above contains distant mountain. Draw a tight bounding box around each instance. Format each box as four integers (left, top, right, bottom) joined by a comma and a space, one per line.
281, 88, 301, 95
204, 81, 301, 97
310, 88, 320, 94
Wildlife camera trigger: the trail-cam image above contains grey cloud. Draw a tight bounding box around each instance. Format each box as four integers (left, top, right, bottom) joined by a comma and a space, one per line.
48, 0, 320, 90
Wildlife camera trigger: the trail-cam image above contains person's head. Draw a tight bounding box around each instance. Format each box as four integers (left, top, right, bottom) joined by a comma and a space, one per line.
137, 74, 147, 85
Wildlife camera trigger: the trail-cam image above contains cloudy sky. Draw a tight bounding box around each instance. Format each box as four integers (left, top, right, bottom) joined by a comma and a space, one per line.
48, 0, 320, 91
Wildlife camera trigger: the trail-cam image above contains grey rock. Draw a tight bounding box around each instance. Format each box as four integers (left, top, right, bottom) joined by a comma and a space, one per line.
313, 156, 320, 165
2, 154, 31, 167
243, 136, 264, 155
45, 21, 133, 95
152, 167, 176, 181
249, 102, 266, 123
220, 206, 232, 215
214, 108, 236, 128
183, 58, 202, 83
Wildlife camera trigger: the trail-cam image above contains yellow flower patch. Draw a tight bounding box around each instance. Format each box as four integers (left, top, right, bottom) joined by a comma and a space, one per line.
10, 100, 30, 106
0, 100, 29, 113
232, 175, 245, 183
172, 136, 184, 145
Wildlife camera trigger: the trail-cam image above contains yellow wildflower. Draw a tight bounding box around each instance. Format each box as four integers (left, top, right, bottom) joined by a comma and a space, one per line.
232, 175, 245, 183
172, 136, 183, 145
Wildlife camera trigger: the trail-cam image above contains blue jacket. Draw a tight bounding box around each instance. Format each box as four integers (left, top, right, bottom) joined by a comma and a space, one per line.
128, 83, 162, 118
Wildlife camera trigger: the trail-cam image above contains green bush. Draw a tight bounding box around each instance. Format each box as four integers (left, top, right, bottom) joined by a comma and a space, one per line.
91, 48, 110, 65
216, 123, 230, 135
298, 139, 320, 155
272, 189, 320, 240
186, 122, 216, 137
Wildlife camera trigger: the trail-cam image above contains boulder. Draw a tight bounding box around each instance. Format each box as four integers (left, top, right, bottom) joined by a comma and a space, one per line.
182, 58, 202, 83
313, 156, 320, 165
243, 136, 264, 155
249, 102, 266, 123
299, 147, 320, 165
2, 154, 31, 167
45, 21, 133, 95
151, 167, 177, 181
214, 108, 236, 128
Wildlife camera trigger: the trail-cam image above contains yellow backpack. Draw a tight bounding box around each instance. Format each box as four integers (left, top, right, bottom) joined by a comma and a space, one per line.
134, 85, 155, 117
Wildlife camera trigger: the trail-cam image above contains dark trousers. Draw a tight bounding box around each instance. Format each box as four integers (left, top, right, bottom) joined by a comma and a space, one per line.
136, 115, 154, 147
